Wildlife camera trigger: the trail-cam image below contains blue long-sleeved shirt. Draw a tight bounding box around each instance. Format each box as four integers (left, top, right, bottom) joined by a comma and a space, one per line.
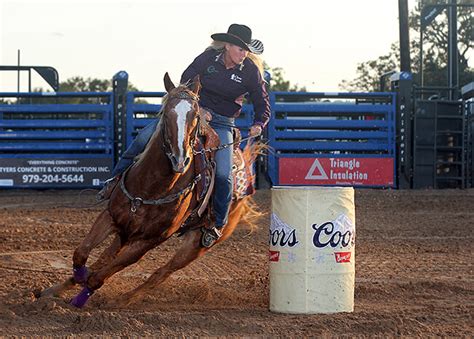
180, 49, 271, 128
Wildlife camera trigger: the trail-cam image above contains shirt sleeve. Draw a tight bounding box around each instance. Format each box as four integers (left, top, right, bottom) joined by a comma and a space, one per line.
180, 50, 210, 84
247, 68, 271, 129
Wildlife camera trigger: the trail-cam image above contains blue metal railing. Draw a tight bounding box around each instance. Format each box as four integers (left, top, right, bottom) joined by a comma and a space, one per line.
0, 92, 114, 188
267, 91, 397, 187
125, 92, 255, 148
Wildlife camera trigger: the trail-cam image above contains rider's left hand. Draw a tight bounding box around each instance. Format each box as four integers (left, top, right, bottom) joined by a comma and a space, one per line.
200, 108, 212, 122
249, 124, 263, 137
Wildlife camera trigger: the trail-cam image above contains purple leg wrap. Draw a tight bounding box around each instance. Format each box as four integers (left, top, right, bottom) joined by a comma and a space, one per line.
73, 266, 88, 284
70, 286, 94, 308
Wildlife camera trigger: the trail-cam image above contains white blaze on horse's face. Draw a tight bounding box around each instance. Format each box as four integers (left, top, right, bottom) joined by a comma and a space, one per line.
172, 99, 193, 170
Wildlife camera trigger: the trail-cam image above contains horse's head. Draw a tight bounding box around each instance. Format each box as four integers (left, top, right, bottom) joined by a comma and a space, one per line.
160, 73, 201, 173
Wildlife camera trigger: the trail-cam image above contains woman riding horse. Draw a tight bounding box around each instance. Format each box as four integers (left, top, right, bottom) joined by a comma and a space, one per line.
39, 73, 265, 308
99, 23, 270, 248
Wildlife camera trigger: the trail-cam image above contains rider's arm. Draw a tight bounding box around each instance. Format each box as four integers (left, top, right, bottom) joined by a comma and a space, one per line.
180, 50, 214, 84
247, 68, 271, 129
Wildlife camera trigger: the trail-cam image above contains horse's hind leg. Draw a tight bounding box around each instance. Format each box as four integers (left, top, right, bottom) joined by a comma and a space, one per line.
120, 201, 246, 304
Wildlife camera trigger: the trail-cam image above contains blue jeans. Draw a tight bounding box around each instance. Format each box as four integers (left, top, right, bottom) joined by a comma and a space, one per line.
112, 120, 158, 176
209, 112, 235, 228
112, 110, 235, 228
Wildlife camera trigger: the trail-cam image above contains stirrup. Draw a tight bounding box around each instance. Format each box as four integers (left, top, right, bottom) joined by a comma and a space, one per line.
96, 176, 119, 201
201, 226, 222, 248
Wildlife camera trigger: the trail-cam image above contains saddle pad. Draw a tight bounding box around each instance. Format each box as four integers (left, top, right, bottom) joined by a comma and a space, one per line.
232, 148, 255, 200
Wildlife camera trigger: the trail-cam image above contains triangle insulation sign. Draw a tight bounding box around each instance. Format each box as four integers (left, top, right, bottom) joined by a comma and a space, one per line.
305, 159, 328, 180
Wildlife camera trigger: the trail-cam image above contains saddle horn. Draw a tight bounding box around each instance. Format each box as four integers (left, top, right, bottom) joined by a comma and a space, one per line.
190, 75, 201, 95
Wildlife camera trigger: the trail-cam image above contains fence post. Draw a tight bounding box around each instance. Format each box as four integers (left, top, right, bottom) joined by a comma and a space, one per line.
391, 72, 413, 189
112, 71, 128, 166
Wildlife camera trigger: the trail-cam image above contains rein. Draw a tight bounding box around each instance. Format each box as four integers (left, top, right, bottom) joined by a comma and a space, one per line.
193, 135, 255, 155
119, 88, 204, 214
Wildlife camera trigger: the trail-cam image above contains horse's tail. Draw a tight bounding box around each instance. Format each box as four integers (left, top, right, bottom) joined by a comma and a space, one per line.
238, 140, 269, 231
242, 139, 268, 167
239, 196, 264, 232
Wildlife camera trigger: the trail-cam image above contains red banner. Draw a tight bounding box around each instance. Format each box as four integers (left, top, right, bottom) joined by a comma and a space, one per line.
279, 157, 394, 186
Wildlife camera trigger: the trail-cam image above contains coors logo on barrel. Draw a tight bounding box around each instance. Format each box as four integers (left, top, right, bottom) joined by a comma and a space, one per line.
269, 213, 299, 248
312, 214, 355, 250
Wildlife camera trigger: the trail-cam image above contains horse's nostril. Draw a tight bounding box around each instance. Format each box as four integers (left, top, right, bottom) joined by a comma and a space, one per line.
184, 157, 191, 167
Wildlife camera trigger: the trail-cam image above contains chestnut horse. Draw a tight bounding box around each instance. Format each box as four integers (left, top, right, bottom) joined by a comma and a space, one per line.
39, 73, 261, 307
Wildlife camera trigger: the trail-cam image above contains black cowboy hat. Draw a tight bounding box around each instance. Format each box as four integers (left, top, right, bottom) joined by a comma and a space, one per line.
211, 24, 264, 55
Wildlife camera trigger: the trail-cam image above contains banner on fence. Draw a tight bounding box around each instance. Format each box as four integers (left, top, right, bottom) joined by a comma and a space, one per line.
279, 157, 394, 186
0, 158, 112, 188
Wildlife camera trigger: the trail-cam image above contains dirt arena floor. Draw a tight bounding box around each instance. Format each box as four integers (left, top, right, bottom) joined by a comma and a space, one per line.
0, 188, 473, 337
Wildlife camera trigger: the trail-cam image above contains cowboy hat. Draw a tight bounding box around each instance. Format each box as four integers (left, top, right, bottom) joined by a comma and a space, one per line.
211, 24, 264, 55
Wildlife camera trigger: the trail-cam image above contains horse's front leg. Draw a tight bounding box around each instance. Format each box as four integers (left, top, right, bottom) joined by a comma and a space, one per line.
70, 238, 156, 308
89, 235, 122, 271
38, 211, 117, 299
118, 201, 246, 306
119, 203, 245, 305
71, 209, 116, 284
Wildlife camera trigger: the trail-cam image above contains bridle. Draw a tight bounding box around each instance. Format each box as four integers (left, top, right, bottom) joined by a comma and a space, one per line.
161, 90, 201, 163
119, 89, 204, 213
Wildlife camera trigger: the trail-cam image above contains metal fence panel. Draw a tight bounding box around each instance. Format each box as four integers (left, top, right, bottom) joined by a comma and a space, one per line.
0, 92, 114, 188
268, 92, 396, 188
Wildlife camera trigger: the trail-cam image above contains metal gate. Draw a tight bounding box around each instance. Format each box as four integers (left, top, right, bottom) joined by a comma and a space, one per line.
267, 92, 396, 187
124, 91, 255, 149
0, 92, 114, 188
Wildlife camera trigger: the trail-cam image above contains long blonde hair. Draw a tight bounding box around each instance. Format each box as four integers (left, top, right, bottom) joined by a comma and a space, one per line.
206, 41, 265, 78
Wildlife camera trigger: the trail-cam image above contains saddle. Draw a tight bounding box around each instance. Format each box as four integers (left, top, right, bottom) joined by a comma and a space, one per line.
178, 125, 255, 235
193, 125, 255, 214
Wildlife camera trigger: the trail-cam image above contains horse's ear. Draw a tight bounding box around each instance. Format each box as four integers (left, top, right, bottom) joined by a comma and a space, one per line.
164, 72, 175, 92
190, 75, 201, 95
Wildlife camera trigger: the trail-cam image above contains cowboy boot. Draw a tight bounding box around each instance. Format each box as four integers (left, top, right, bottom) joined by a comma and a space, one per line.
201, 225, 223, 248
96, 175, 120, 201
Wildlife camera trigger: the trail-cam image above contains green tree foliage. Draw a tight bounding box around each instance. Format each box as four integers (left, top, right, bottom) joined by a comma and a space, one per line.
23, 76, 143, 104
264, 62, 306, 92
340, 0, 473, 92
59, 76, 111, 92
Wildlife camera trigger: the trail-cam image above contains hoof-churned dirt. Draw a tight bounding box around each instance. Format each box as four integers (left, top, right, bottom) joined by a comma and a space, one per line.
0, 188, 473, 337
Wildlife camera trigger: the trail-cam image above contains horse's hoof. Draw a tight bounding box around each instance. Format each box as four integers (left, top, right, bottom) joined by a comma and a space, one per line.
73, 266, 88, 284
70, 287, 93, 308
